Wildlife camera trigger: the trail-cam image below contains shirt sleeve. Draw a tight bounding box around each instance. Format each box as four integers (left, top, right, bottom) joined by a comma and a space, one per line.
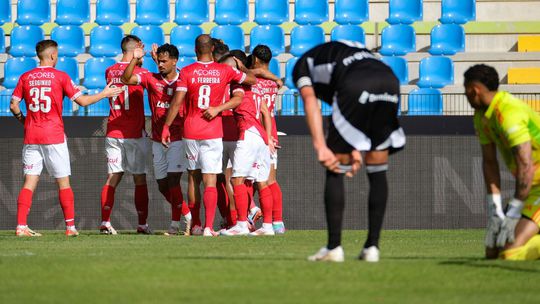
11, 75, 25, 102
231, 83, 245, 95
501, 108, 531, 147
62, 74, 82, 101
227, 66, 247, 84
292, 53, 313, 90
136, 70, 149, 88
176, 70, 188, 92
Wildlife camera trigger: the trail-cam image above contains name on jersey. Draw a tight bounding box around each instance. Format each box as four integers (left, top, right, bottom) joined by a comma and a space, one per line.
109, 77, 123, 84
358, 91, 398, 104
29, 80, 52, 87
28, 71, 56, 80
193, 69, 222, 84
342, 51, 377, 66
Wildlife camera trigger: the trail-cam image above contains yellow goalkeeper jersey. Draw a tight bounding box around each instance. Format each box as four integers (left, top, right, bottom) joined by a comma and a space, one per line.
473, 91, 540, 186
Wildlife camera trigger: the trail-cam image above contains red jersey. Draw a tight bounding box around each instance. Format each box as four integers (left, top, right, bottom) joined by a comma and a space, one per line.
105, 62, 146, 139
138, 72, 183, 142
177, 61, 246, 140
222, 84, 240, 141
232, 84, 268, 145
12, 66, 81, 145
256, 78, 279, 144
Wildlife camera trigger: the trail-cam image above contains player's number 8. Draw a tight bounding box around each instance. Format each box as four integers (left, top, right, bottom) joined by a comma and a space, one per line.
29, 87, 52, 113
198, 85, 211, 109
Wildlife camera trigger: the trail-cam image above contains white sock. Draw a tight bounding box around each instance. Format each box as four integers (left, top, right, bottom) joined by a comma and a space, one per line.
17, 225, 28, 229
66, 225, 76, 230
138, 224, 148, 229
101, 221, 111, 227
184, 212, 192, 221
262, 223, 273, 230
237, 221, 248, 229
273, 221, 284, 226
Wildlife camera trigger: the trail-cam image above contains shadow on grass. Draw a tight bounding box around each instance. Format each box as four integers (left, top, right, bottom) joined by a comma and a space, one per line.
439, 259, 540, 273
168, 255, 299, 261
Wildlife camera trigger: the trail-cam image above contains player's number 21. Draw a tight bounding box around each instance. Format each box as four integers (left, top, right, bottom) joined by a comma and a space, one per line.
110, 85, 129, 110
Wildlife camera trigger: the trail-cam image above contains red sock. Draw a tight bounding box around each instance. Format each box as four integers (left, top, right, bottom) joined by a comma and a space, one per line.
59, 188, 75, 227
269, 182, 283, 222
228, 208, 237, 227
203, 187, 217, 229
101, 185, 116, 222
245, 180, 255, 210
233, 184, 248, 221
217, 178, 230, 220
134, 184, 149, 225
168, 185, 183, 222
181, 201, 191, 216
258, 186, 273, 224
189, 201, 202, 227
17, 188, 33, 226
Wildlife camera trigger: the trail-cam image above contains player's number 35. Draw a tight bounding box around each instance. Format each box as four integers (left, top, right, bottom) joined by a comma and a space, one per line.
29, 87, 52, 113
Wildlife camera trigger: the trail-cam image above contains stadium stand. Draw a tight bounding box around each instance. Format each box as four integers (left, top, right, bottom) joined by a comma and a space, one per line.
0, 89, 15, 115
508, 68, 540, 84
250, 25, 285, 56
407, 87, 444, 115
55, 0, 90, 25
0, 27, 4, 53
170, 25, 203, 57
386, 0, 423, 25
334, 0, 369, 25
214, 0, 248, 25
210, 25, 245, 51
89, 26, 124, 57
142, 56, 158, 73
177, 56, 196, 69
285, 57, 299, 89
51, 25, 86, 57
269, 57, 281, 78
84, 92, 109, 116
3, 57, 37, 89
55, 56, 79, 84
131, 25, 165, 49
518, 36, 540, 52
440, 0, 476, 24
380, 24, 416, 56
0, 0, 10, 24
331, 24, 366, 44
281, 88, 304, 116
83, 57, 116, 89
429, 24, 465, 56
16, 0, 50, 25
254, 0, 289, 25
9, 25, 44, 57
174, 0, 209, 25
135, 0, 170, 25
417, 56, 455, 89
381, 56, 409, 85
95, 0, 130, 25
294, 0, 329, 25
289, 25, 325, 57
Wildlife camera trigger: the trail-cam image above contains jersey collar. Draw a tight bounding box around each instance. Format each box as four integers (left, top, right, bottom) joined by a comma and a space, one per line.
161, 72, 179, 85
197, 60, 214, 64
484, 91, 505, 119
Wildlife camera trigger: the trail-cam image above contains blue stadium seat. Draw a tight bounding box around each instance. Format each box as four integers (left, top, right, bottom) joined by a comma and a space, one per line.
331, 25, 366, 45
142, 56, 158, 73
174, 0, 209, 25
95, 0, 129, 25
170, 25, 202, 57
9, 26, 44, 57
3, 57, 37, 89
51, 26, 85, 57
440, 0, 476, 24
290, 25, 325, 57
281, 89, 304, 116
320, 101, 332, 116
85, 90, 110, 116
429, 24, 465, 55
381, 56, 408, 85
16, 0, 50, 25
0, 0, 11, 24
56, 57, 79, 84
83, 57, 116, 89
386, 0, 423, 25
254, 0, 289, 25
143, 91, 151, 116
131, 26, 165, 51
135, 0, 170, 25
89, 26, 124, 57
210, 25, 245, 51
334, 0, 369, 25
269, 58, 281, 78
250, 25, 285, 56
214, 0, 248, 25
407, 88, 443, 115
0, 89, 14, 116
55, 0, 90, 25
417, 56, 454, 89
177, 57, 196, 69
0, 27, 4, 53
295, 0, 328, 25
285, 57, 299, 89
380, 24, 416, 56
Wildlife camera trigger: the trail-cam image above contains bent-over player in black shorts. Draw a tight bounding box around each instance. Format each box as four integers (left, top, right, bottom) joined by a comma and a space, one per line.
294, 40, 406, 262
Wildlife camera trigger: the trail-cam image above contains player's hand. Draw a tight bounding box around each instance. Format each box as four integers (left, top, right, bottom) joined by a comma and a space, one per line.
161, 124, 171, 148
275, 79, 284, 89
345, 150, 363, 178
151, 43, 158, 61
102, 82, 123, 98
233, 57, 247, 71
272, 136, 281, 149
268, 139, 276, 155
496, 198, 523, 247
133, 42, 146, 59
485, 215, 503, 248
203, 107, 219, 120
316, 145, 340, 173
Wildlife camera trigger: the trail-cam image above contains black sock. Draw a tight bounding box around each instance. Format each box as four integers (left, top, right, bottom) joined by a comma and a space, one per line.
324, 170, 345, 250
364, 168, 388, 249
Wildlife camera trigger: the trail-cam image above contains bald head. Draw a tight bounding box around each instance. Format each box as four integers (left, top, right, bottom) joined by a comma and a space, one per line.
195, 34, 214, 56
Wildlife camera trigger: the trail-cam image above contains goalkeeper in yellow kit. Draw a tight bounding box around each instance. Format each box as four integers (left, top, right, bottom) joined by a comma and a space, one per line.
466, 64, 540, 260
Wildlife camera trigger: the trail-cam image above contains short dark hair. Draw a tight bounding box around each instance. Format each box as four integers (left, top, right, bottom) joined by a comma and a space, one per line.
218, 53, 237, 67
212, 38, 229, 61
252, 44, 272, 64
156, 43, 179, 59
464, 64, 499, 91
229, 49, 248, 67
121, 35, 141, 52
36, 40, 58, 60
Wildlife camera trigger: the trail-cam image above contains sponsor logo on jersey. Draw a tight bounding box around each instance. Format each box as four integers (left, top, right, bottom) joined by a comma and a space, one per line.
156, 101, 170, 109
107, 157, 119, 164
27, 71, 56, 80
342, 51, 377, 66
358, 91, 399, 104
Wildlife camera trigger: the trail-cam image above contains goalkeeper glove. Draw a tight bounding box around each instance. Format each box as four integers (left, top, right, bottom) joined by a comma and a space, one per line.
496, 198, 524, 248
485, 194, 505, 248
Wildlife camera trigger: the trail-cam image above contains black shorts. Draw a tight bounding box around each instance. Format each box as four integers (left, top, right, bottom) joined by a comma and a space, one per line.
326, 66, 405, 154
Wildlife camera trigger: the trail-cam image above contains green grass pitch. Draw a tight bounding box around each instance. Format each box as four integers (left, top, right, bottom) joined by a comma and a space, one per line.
1, 230, 538, 304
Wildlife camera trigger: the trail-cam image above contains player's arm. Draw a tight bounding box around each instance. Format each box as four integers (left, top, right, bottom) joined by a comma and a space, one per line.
232, 57, 257, 85
74, 82, 123, 107
259, 97, 276, 154
9, 98, 25, 125
251, 68, 283, 88
481, 143, 501, 196
162, 90, 187, 147
512, 141, 533, 201
203, 90, 244, 120
121, 44, 145, 85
